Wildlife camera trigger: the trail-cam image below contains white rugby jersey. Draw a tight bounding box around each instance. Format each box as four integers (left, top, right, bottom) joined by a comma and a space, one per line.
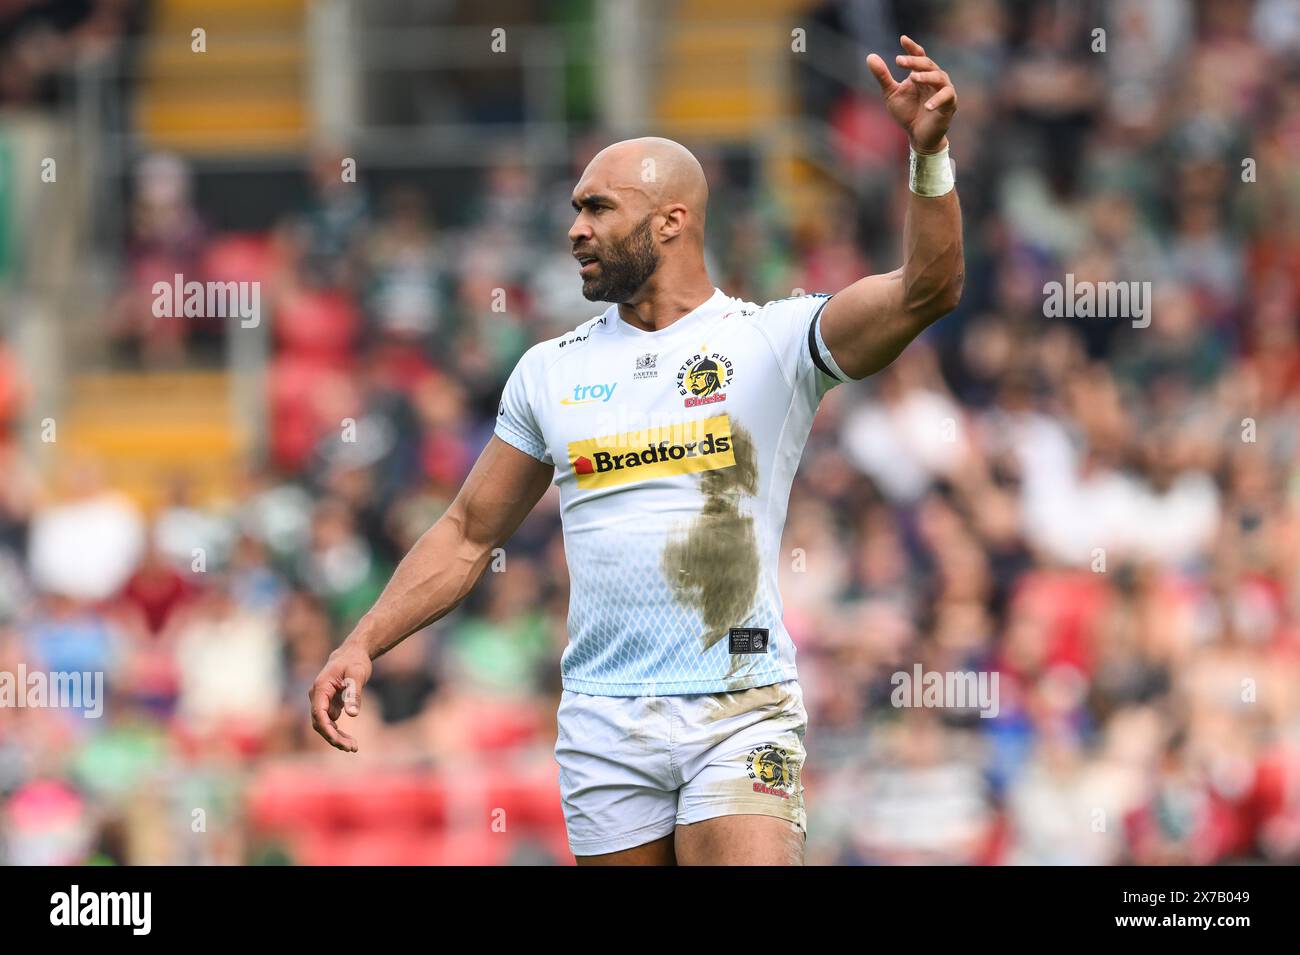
493, 287, 849, 695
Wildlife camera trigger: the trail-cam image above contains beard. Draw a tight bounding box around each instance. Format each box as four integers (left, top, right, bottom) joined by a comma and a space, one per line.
579, 213, 661, 303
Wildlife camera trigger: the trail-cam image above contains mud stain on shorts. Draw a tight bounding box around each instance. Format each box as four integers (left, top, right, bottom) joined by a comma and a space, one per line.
622, 697, 666, 754
699, 683, 798, 753
701, 682, 789, 724
660, 423, 761, 652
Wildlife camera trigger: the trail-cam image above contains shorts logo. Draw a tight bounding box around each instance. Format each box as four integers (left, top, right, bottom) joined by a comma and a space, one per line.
567, 414, 735, 490
747, 743, 795, 798
677, 349, 734, 408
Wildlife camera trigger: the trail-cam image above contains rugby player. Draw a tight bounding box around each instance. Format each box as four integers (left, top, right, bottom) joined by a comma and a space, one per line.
310, 36, 963, 865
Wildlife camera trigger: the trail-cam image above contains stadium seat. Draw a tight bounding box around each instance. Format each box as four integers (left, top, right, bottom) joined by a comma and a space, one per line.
273, 287, 359, 359
202, 234, 277, 286
482, 769, 566, 832
462, 699, 546, 752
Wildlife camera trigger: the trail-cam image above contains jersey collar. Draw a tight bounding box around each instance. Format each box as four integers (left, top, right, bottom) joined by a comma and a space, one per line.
609, 288, 730, 340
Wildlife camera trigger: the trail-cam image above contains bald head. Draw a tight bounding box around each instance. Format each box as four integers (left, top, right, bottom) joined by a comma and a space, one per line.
568, 137, 711, 304
574, 136, 709, 241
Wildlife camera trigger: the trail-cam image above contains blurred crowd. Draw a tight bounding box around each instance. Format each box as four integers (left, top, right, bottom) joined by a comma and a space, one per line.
0, 0, 138, 108
4, 0, 1300, 865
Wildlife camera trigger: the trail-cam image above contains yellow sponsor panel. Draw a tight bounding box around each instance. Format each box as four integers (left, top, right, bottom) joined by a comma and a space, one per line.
567, 414, 735, 489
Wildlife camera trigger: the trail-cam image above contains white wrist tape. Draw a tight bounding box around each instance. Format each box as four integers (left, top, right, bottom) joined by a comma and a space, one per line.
908, 144, 955, 197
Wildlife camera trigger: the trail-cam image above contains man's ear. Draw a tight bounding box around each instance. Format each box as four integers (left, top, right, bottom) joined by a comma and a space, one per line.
657, 204, 689, 240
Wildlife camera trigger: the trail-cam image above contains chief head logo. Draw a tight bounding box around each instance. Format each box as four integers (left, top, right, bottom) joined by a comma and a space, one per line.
676, 350, 734, 408
686, 358, 722, 397
747, 743, 796, 798
752, 748, 788, 786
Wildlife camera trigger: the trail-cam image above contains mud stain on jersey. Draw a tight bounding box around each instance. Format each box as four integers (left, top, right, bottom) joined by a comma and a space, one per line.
660, 423, 761, 652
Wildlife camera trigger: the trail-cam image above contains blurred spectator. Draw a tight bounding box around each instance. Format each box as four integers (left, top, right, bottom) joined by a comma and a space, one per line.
107, 153, 213, 367
28, 459, 144, 601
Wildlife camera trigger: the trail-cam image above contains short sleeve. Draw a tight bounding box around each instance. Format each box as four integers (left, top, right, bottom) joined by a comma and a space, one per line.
758, 293, 850, 397
493, 347, 552, 464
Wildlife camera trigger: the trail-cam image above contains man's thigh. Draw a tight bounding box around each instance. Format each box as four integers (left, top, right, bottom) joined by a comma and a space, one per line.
556, 690, 679, 858
575, 833, 676, 866
672, 680, 809, 865
571, 815, 802, 865
675, 814, 804, 865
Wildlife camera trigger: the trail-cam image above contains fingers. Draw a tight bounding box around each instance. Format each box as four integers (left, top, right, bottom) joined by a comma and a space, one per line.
894, 33, 951, 97
309, 678, 359, 753
896, 54, 938, 73
896, 46, 952, 103
906, 70, 948, 88
342, 672, 363, 718
925, 85, 957, 112
866, 53, 899, 96
306, 647, 371, 753
310, 691, 348, 750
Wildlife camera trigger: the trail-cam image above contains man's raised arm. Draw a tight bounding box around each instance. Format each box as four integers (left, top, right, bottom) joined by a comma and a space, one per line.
819, 34, 964, 381
309, 436, 554, 752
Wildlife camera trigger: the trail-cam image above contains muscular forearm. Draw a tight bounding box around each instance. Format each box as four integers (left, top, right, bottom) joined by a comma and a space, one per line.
336, 438, 553, 662
309, 437, 552, 752
344, 511, 492, 660
817, 36, 964, 381
821, 175, 964, 379
901, 152, 964, 323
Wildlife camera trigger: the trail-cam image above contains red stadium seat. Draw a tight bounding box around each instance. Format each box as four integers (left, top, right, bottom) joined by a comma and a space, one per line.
274, 287, 359, 359
267, 354, 355, 471
462, 699, 546, 752
330, 773, 448, 830
415, 832, 511, 866
482, 768, 565, 832
246, 767, 343, 832
202, 233, 277, 286
289, 828, 514, 866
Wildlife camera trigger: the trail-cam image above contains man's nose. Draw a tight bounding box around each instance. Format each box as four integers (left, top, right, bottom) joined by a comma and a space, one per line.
569, 217, 592, 245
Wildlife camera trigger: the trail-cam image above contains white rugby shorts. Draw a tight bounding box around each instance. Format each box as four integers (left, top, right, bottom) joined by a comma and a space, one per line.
554, 679, 808, 856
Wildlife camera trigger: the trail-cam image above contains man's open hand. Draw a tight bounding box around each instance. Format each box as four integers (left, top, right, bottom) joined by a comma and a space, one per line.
866, 35, 957, 153
308, 643, 373, 753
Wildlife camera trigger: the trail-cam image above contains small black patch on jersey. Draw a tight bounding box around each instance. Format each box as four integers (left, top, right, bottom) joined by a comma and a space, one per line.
729, 627, 769, 653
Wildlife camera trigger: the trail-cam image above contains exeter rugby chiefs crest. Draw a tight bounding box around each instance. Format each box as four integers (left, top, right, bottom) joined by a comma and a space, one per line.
747, 743, 796, 798
676, 349, 734, 408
